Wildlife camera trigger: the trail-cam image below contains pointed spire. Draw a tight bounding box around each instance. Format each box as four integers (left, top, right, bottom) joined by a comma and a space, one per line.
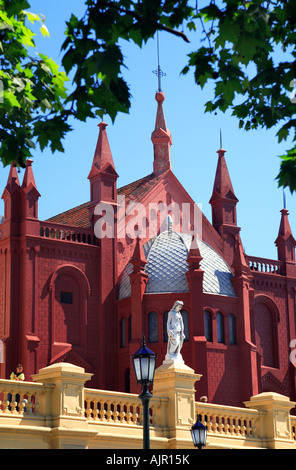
209, 144, 239, 231
153, 92, 169, 134
209, 144, 240, 265
88, 121, 116, 179
232, 237, 249, 275
275, 205, 296, 264
22, 159, 38, 191
277, 193, 294, 241
4, 162, 20, 193
151, 92, 172, 176
187, 235, 203, 270
277, 207, 293, 239
210, 147, 237, 202
88, 121, 118, 212
1, 162, 21, 222
130, 237, 147, 274
20, 159, 40, 220
274, 203, 296, 276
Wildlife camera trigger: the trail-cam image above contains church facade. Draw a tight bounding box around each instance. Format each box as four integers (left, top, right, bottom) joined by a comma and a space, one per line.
1, 91, 296, 407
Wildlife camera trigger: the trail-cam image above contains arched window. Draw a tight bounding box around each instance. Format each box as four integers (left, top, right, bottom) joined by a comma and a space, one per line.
120, 317, 126, 348
128, 315, 132, 342
163, 311, 169, 342
181, 310, 189, 341
0, 340, 3, 364
125, 368, 130, 393
148, 312, 158, 343
254, 300, 277, 368
229, 314, 236, 345
49, 264, 90, 352
217, 312, 225, 343
55, 274, 80, 346
163, 309, 188, 342
204, 310, 213, 342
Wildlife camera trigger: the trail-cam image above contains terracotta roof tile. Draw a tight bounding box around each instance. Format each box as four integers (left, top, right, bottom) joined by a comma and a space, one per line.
46, 173, 162, 228
46, 201, 91, 228
117, 173, 161, 199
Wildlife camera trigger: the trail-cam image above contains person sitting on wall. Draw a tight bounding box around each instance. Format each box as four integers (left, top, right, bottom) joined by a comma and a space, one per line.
8, 364, 26, 411
10, 364, 25, 381
198, 396, 208, 422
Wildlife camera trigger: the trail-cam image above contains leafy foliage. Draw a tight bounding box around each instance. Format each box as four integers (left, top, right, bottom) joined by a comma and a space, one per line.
0, 0, 70, 167
1, 0, 296, 192
61, 0, 296, 192
181, 0, 296, 193
60, 0, 192, 122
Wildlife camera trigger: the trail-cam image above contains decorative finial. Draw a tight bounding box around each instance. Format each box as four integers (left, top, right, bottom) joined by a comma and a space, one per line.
152, 31, 166, 92
283, 188, 286, 209
166, 214, 173, 232
98, 121, 108, 131
217, 128, 226, 157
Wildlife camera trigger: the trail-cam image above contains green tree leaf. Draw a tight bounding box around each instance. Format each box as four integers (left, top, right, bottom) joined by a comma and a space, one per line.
1, 0, 296, 192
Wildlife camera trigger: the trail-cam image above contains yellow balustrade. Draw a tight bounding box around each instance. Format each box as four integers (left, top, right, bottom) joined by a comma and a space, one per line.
195, 401, 262, 448
291, 416, 296, 440
0, 362, 295, 449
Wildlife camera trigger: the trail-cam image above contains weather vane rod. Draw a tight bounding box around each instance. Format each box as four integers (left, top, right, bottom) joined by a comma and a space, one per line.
152, 30, 166, 92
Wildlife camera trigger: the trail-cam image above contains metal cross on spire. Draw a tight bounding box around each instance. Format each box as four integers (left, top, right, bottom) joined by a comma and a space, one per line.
152, 31, 167, 92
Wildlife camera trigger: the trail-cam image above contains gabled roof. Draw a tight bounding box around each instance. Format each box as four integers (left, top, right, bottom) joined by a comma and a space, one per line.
45, 168, 224, 257
117, 173, 162, 200
46, 173, 162, 228
46, 201, 90, 228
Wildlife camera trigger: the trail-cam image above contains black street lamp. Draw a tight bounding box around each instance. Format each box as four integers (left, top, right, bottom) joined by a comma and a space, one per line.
191, 416, 208, 449
131, 335, 157, 449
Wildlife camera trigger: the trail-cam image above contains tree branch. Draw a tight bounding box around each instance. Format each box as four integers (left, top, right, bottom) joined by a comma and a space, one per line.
100, 0, 191, 43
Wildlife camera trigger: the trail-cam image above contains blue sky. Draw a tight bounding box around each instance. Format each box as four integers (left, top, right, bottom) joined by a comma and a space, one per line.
0, 0, 295, 260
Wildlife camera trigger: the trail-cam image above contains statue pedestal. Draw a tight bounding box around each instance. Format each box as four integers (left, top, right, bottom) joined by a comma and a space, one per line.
152, 361, 202, 447
163, 355, 184, 366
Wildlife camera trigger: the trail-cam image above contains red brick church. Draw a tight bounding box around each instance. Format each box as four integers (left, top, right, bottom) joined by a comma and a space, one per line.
1, 90, 296, 407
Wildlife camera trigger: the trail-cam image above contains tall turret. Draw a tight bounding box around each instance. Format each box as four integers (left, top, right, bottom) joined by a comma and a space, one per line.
88, 121, 118, 217
275, 204, 296, 276
88, 121, 118, 390
1, 162, 21, 233
21, 159, 40, 224
209, 146, 240, 266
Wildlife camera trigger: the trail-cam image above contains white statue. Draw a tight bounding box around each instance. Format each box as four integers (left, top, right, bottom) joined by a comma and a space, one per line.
164, 300, 185, 364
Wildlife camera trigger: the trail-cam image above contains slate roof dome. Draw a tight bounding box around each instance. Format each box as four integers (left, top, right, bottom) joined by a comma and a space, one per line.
118, 230, 236, 299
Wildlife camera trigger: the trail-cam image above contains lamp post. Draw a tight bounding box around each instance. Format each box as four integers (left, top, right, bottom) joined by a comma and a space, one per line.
191, 416, 207, 449
131, 335, 157, 449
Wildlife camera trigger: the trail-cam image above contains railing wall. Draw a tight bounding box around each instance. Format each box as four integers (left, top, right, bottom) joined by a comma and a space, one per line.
39, 221, 97, 246
0, 363, 295, 450
247, 255, 283, 275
